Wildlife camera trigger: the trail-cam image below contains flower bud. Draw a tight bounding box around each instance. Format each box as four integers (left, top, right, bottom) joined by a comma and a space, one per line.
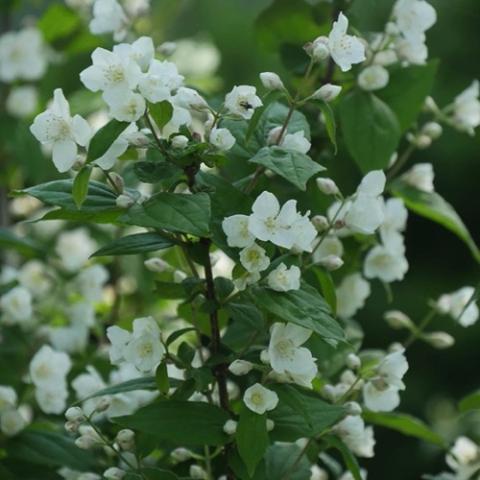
358, 65, 389, 91
171, 447, 193, 462
312, 215, 329, 232
422, 121, 443, 140
266, 419, 275, 432
104, 467, 126, 480
414, 134, 433, 149
310, 36, 330, 61
126, 131, 150, 147
115, 194, 135, 209
144, 257, 171, 273
75, 434, 98, 450
321, 384, 336, 401
78, 474, 101, 480
385, 22, 399, 35
228, 359, 254, 376
64, 420, 80, 433
422, 331, 455, 349
116, 429, 135, 451
260, 349, 270, 364
310, 465, 329, 480
311, 84, 342, 102
173, 270, 187, 283
158, 41, 176, 56
333, 219, 346, 230
384, 310, 414, 330
316, 177, 339, 195
346, 353, 361, 370
267, 126, 284, 146
65, 406, 85, 422
223, 419, 237, 435
345, 401, 362, 416
318, 254, 344, 271
171, 135, 189, 149
190, 465, 207, 479
95, 397, 111, 413
259, 72, 285, 91
423, 96, 439, 113
109, 172, 125, 193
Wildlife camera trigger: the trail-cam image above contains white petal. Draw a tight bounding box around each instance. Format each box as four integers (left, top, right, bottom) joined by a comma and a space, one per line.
251, 191, 279, 219
72, 115, 92, 147
52, 139, 77, 172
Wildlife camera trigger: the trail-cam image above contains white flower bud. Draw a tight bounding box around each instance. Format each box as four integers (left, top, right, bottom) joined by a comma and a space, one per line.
267, 126, 284, 146
321, 384, 336, 401
223, 419, 237, 435
414, 134, 433, 149
64, 420, 80, 433
259, 72, 285, 91
65, 406, 85, 422
318, 254, 344, 271
422, 121, 443, 140
346, 353, 361, 370
266, 419, 275, 432
190, 465, 207, 479
358, 65, 389, 91
171, 135, 189, 149
95, 397, 111, 413
116, 429, 135, 451
384, 310, 414, 330
173, 270, 187, 283
311, 84, 342, 102
171, 447, 193, 462
311, 36, 330, 61
127, 131, 150, 147
75, 434, 98, 450
228, 359, 254, 376
344, 401, 362, 416
423, 96, 439, 113
310, 465, 329, 480
78, 474, 101, 480
316, 177, 339, 195
422, 331, 455, 349
109, 172, 125, 193
144, 257, 171, 273
312, 215, 329, 232
385, 22, 399, 35
104, 467, 126, 480
115, 194, 135, 209
158, 41, 176, 56
260, 349, 270, 365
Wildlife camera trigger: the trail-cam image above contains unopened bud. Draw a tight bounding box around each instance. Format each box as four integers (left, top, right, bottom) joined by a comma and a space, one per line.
173, 270, 187, 283
158, 41, 176, 56
259, 72, 285, 91
126, 131, 150, 147
316, 177, 339, 195
422, 331, 455, 349
321, 384, 336, 401
116, 429, 135, 451
64, 420, 79, 433
190, 465, 207, 479
311, 84, 342, 102
144, 257, 171, 273
415, 134, 433, 149
423, 96, 439, 113
385, 22, 399, 36
228, 359, 254, 376
310, 36, 330, 61
422, 121, 443, 140
266, 419, 275, 432
109, 172, 125, 193
333, 219, 346, 230
75, 434, 97, 450
65, 406, 85, 422
318, 254, 344, 271
171, 447, 193, 462
388, 152, 398, 168
104, 467, 126, 480
115, 193, 135, 209
267, 126, 284, 146
346, 353, 361, 370
260, 349, 270, 365
223, 419, 237, 435
95, 397, 111, 413
312, 215, 329, 232
171, 135, 189, 149
384, 310, 413, 330
345, 401, 362, 416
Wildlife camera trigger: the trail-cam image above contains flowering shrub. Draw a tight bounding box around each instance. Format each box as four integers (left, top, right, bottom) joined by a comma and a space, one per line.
0, 0, 479, 479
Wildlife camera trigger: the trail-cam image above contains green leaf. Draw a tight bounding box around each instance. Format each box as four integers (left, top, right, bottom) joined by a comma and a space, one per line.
133, 161, 183, 184
72, 165, 92, 209
323, 435, 363, 480
314, 268, 337, 315
265, 443, 311, 480
38, 4, 80, 43
318, 101, 338, 153
251, 283, 345, 343
250, 146, 324, 190
459, 390, 480, 413
349, 0, 396, 31
362, 411, 445, 447
7, 430, 95, 470
149, 101, 174, 130
246, 91, 283, 142
391, 180, 480, 263
236, 407, 269, 477
339, 91, 401, 172
269, 384, 347, 442
86, 119, 130, 163
121, 193, 211, 237
155, 361, 169, 395
113, 400, 230, 446
166, 327, 196, 346
91, 232, 175, 257
0, 228, 44, 257
377, 61, 439, 132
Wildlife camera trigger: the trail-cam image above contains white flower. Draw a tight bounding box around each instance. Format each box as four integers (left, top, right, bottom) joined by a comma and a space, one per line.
106, 90, 146, 122
0, 286, 32, 325
393, 0, 437, 42
229, 360, 254, 376
334, 415, 375, 458
239, 243, 270, 273
0, 27, 48, 82
268, 323, 317, 387
18, 260, 51, 297
233, 271, 261, 291
223, 419, 238, 435
401, 162, 434, 192
380, 198, 408, 246
173, 87, 209, 111
311, 84, 342, 102
224, 85, 262, 120
30, 89, 92, 173
55, 228, 97, 271
267, 263, 301, 292
76, 264, 109, 302
364, 240, 408, 283
6, 86, 38, 118
209, 128, 236, 151
449, 436, 479, 466
358, 65, 389, 91
0, 386, 17, 413
243, 383, 279, 414
259, 72, 285, 91
104, 467, 126, 480
438, 287, 479, 327
49, 323, 89, 354
453, 80, 480, 135
313, 236, 344, 264
328, 13, 366, 72
395, 36, 428, 65
80, 47, 142, 100
280, 130, 311, 154
113, 36, 154, 72
363, 382, 401, 412
0, 409, 28, 436
29, 345, 72, 389
138, 59, 184, 103
336, 273, 371, 319
89, 0, 128, 41
190, 465, 207, 480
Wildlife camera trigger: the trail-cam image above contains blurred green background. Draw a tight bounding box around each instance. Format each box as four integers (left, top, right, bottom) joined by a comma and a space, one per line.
1, 0, 479, 478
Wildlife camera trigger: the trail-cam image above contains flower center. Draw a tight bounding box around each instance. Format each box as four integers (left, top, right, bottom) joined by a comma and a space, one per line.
250, 393, 263, 405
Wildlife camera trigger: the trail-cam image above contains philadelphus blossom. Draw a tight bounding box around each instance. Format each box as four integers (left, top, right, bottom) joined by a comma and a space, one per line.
401, 162, 435, 192
6, 86, 38, 118
243, 383, 278, 414
224, 85, 262, 120
18, 260, 51, 297
239, 243, 270, 273
437, 287, 479, 327
209, 128, 236, 151
30, 89, 92, 173
55, 228, 98, 272
445, 436, 480, 479
336, 273, 371, 320
268, 323, 317, 387
89, 0, 128, 41
363, 349, 408, 412
138, 59, 184, 102
334, 415, 375, 458
358, 65, 390, 91
0, 385, 28, 437
107, 317, 165, 372
452, 80, 480, 135
0, 286, 33, 326
0, 27, 49, 82
267, 263, 301, 292
364, 237, 408, 283
280, 130, 311, 154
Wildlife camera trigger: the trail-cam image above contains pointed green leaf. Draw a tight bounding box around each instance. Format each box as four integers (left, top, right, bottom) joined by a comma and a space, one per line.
72, 165, 92, 209
91, 232, 175, 257
323, 435, 363, 480
87, 119, 129, 163
149, 101, 174, 130
318, 101, 337, 153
